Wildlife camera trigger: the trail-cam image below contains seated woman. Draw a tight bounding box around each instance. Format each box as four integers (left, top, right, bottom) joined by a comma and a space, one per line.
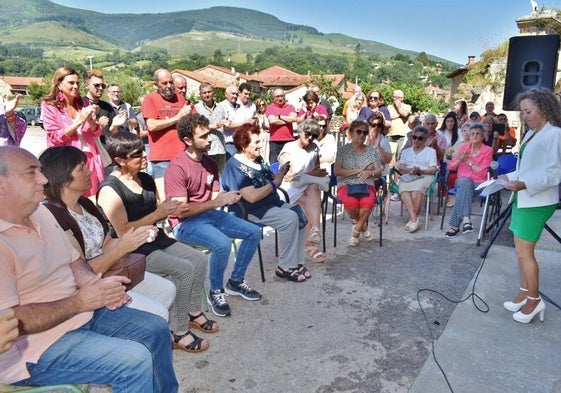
334, 119, 384, 246
444, 122, 493, 237
39, 145, 176, 323
397, 125, 438, 233
278, 119, 329, 263
96, 131, 217, 353
313, 114, 337, 171
221, 123, 310, 282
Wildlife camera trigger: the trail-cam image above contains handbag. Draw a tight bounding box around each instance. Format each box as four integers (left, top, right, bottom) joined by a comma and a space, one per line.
103, 253, 146, 291
347, 183, 370, 198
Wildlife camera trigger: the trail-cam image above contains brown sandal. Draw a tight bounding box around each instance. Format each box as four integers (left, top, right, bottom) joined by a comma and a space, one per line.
188, 312, 219, 333
172, 330, 209, 353
305, 246, 327, 263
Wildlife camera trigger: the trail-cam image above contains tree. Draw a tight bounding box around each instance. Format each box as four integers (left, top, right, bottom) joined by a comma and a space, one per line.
213, 49, 225, 66
415, 51, 429, 66
27, 82, 49, 102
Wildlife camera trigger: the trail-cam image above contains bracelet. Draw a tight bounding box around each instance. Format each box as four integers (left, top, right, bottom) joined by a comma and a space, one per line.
269, 180, 277, 192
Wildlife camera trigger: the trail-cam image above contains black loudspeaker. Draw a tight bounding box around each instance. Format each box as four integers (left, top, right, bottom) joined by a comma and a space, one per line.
503, 35, 560, 110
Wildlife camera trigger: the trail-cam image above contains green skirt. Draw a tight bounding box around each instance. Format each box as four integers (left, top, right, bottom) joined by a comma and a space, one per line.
509, 194, 556, 242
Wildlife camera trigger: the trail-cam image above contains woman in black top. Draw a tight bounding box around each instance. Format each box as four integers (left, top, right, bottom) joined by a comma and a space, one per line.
97, 132, 217, 354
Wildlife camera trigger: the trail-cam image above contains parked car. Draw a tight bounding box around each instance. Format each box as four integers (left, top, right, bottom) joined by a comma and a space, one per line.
17, 106, 42, 127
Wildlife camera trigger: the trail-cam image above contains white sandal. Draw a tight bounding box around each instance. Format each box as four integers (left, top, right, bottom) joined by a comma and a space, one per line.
308, 226, 321, 244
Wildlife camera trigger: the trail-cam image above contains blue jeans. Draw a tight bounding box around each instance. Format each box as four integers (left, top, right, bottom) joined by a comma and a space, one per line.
151, 160, 170, 179
16, 307, 178, 393
173, 209, 261, 291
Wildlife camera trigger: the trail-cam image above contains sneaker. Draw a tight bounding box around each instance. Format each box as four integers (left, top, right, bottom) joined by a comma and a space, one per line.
390, 193, 401, 202
208, 289, 232, 317
225, 279, 262, 301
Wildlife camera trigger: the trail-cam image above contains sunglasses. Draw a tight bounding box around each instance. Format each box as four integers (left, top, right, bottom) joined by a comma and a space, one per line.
369, 96, 379, 100
369, 122, 383, 128
93, 83, 107, 89
411, 135, 425, 141
304, 131, 318, 140
127, 147, 145, 158
355, 129, 369, 136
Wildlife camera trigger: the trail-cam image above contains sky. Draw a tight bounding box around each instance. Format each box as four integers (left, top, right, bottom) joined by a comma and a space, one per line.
49, 0, 559, 65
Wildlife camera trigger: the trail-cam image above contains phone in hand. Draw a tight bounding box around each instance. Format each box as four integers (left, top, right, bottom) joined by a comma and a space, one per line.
492, 123, 505, 136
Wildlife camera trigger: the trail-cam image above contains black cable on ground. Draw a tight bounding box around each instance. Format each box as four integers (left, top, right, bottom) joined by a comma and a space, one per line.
416, 254, 489, 393
417, 253, 561, 393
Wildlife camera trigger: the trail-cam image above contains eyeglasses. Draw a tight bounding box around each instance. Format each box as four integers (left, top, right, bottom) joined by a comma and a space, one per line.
411, 135, 425, 141
369, 96, 379, 100
127, 147, 145, 158
369, 122, 383, 128
304, 131, 318, 140
93, 83, 107, 89
274, 94, 285, 98
355, 129, 369, 136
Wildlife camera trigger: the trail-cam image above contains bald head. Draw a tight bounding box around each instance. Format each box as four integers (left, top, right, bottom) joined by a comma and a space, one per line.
153, 69, 175, 100
173, 75, 187, 98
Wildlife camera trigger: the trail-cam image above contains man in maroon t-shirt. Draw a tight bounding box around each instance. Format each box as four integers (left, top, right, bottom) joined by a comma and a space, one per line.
164, 113, 261, 318
265, 87, 298, 164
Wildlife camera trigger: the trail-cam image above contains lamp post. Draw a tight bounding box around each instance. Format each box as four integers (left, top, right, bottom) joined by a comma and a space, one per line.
87, 56, 93, 70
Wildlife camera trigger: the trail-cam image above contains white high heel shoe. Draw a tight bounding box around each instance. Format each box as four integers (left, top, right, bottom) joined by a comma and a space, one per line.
503, 287, 528, 312
513, 296, 545, 324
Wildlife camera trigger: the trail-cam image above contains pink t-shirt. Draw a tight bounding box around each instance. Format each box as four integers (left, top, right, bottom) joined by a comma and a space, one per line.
0, 206, 91, 383
164, 152, 220, 229
142, 91, 186, 161
265, 103, 296, 142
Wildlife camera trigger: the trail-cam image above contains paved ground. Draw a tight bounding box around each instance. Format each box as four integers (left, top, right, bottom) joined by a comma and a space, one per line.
17, 127, 561, 393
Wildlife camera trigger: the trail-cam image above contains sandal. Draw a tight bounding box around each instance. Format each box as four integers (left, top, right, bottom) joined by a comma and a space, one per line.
349, 225, 360, 246
462, 222, 474, 234
297, 264, 312, 279
308, 226, 321, 245
275, 266, 307, 282
305, 246, 327, 263
171, 330, 209, 353
361, 226, 374, 241
445, 227, 459, 238
188, 312, 219, 333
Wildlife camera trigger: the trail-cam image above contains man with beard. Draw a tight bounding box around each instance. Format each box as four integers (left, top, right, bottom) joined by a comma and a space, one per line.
164, 113, 261, 318
83, 69, 115, 143
142, 69, 192, 188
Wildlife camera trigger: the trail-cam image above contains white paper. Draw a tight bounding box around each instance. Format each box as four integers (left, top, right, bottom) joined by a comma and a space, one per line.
477, 179, 508, 197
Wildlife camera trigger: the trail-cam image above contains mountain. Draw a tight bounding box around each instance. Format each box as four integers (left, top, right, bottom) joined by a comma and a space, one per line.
0, 0, 457, 65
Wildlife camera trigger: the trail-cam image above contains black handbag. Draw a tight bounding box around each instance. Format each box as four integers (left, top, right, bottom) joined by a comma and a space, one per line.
347, 183, 370, 198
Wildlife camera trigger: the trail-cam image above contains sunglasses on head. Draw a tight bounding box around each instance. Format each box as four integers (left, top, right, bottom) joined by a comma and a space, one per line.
411, 135, 425, 141
127, 147, 145, 158
304, 131, 318, 140
355, 129, 369, 136
369, 122, 383, 128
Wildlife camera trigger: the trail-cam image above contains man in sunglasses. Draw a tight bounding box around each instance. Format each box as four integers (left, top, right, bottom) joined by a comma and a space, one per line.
266, 87, 298, 163
83, 69, 114, 143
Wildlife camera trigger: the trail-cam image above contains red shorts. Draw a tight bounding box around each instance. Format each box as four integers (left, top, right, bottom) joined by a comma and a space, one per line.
337, 185, 376, 210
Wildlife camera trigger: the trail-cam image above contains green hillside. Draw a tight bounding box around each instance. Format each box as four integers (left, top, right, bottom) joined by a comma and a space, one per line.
0, 0, 457, 65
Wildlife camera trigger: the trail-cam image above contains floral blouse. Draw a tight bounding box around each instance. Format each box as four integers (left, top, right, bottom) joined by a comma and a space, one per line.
221, 155, 284, 219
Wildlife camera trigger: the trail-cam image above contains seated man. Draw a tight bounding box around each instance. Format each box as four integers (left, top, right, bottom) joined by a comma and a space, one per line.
164, 113, 262, 318
0, 146, 177, 392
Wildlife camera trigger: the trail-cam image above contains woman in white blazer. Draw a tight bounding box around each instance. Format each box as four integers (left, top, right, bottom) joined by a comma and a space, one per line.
500, 88, 561, 324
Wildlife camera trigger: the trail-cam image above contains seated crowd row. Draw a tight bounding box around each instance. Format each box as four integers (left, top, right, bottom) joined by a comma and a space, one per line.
0, 65, 521, 391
